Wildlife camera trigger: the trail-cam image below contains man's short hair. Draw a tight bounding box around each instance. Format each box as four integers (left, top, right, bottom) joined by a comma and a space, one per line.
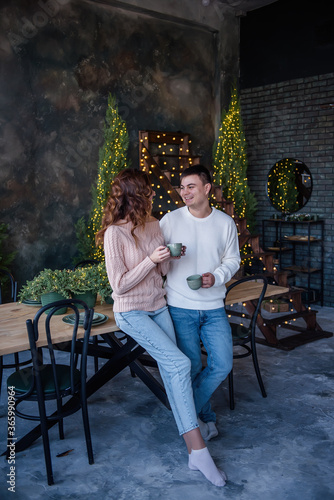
180, 165, 212, 186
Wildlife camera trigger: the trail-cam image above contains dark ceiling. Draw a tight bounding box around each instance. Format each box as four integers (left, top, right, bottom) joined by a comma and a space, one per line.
239, 0, 334, 87
216, 0, 278, 14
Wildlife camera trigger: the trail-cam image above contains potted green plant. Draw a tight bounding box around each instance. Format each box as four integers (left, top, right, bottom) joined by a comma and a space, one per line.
68, 262, 112, 306
18, 268, 72, 314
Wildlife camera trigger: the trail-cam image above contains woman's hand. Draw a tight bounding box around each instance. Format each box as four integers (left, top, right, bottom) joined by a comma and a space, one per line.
150, 245, 171, 264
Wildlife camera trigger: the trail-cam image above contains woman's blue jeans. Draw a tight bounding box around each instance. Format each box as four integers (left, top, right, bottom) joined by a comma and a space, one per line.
168, 306, 233, 423
114, 306, 199, 435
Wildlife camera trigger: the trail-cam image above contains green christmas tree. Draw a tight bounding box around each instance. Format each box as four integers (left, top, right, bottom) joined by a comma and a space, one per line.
76, 94, 130, 262
213, 86, 257, 231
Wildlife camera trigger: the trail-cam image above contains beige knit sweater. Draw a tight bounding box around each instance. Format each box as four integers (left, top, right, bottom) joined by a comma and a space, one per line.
104, 219, 169, 313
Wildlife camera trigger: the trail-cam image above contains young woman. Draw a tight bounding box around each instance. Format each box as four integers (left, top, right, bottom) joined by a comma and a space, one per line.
96, 168, 226, 487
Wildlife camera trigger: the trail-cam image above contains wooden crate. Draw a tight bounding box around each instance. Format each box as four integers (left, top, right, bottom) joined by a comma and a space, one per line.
263, 301, 290, 313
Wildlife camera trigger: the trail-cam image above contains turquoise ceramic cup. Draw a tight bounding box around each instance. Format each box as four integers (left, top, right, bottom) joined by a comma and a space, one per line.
167, 243, 182, 257
186, 274, 202, 290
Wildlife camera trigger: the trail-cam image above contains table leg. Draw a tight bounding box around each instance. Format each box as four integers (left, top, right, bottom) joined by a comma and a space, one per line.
100, 332, 169, 409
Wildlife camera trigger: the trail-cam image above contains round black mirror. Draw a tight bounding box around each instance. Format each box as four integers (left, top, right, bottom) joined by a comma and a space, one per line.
267, 158, 313, 214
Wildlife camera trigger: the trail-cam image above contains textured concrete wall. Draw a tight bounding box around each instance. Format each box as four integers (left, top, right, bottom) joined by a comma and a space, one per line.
241, 73, 334, 306
0, 0, 239, 287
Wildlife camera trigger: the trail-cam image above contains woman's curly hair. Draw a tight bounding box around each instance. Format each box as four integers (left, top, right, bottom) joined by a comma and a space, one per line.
95, 168, 153, 246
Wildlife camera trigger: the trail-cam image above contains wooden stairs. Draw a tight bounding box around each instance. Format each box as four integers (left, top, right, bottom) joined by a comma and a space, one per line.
216, 195, 332, 350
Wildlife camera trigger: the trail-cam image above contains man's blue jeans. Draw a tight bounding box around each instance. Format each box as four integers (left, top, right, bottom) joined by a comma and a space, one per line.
114, 306, 199, 435
168, 306, 233, 423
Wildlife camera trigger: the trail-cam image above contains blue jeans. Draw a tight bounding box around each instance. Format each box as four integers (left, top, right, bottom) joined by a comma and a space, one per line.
168, 306, 233, 423
114, 306, 198, 435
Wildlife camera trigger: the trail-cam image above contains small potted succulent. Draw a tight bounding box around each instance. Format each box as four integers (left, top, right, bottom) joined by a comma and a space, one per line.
18, 263, 113, 311
18, 268, 72, 314
69, 262, 112, 307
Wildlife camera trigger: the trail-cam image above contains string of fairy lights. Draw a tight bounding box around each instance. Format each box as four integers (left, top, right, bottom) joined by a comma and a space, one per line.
226, 295, 304, 330
211, 87, 258, 268
213, 87, 248, 221
140, 132, 194, 216
267, 158, 298, 213
87, 96, 129, 261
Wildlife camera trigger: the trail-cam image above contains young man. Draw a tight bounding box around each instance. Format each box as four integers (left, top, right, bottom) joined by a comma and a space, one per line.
160, 165, 240, 440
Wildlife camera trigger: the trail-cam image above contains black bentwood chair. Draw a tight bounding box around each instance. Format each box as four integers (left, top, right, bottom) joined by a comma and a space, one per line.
225, 275, 268, 410
6, 299, 94, 485
0, 268, 31, 395
73, 259, 101, 373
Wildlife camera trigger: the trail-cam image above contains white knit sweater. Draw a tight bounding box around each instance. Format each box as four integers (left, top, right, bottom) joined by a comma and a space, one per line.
160, 206, 240, 310
104, 219, 169, 313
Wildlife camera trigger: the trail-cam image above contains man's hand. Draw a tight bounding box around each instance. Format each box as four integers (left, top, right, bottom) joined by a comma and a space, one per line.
201, 272, 215, 288
171, 245, 187, 260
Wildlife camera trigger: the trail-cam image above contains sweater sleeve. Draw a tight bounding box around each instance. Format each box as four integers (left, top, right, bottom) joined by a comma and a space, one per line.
158, 260, 170, 277
157, 218, 170, 276
104, 226, 156, 295
212, 220, 241, 287
159, 216, 172, 277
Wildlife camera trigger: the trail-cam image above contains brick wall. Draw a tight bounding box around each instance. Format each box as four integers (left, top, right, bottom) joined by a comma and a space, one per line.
240, 73, 334, 307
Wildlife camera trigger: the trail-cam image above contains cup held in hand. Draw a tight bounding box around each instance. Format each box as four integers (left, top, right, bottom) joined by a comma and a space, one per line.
186, 274, 202, 290
167, 243, 182, 257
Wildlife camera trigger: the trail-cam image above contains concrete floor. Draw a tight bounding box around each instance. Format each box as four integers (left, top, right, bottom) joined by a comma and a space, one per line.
1, 306, 333, 500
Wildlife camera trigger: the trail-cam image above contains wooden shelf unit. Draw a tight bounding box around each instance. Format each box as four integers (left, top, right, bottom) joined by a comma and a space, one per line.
262, 218, 324, 306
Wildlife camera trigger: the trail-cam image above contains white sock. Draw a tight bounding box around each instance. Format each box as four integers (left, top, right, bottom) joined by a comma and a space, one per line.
188, 447, 226, 487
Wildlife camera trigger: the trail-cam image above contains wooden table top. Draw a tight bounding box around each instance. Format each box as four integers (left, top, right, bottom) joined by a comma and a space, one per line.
1, 280, 289, 356
225, 280, 289, 305
0, 302, 119, 356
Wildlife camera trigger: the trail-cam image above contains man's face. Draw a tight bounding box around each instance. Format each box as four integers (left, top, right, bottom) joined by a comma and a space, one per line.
180, 174, 211, 209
